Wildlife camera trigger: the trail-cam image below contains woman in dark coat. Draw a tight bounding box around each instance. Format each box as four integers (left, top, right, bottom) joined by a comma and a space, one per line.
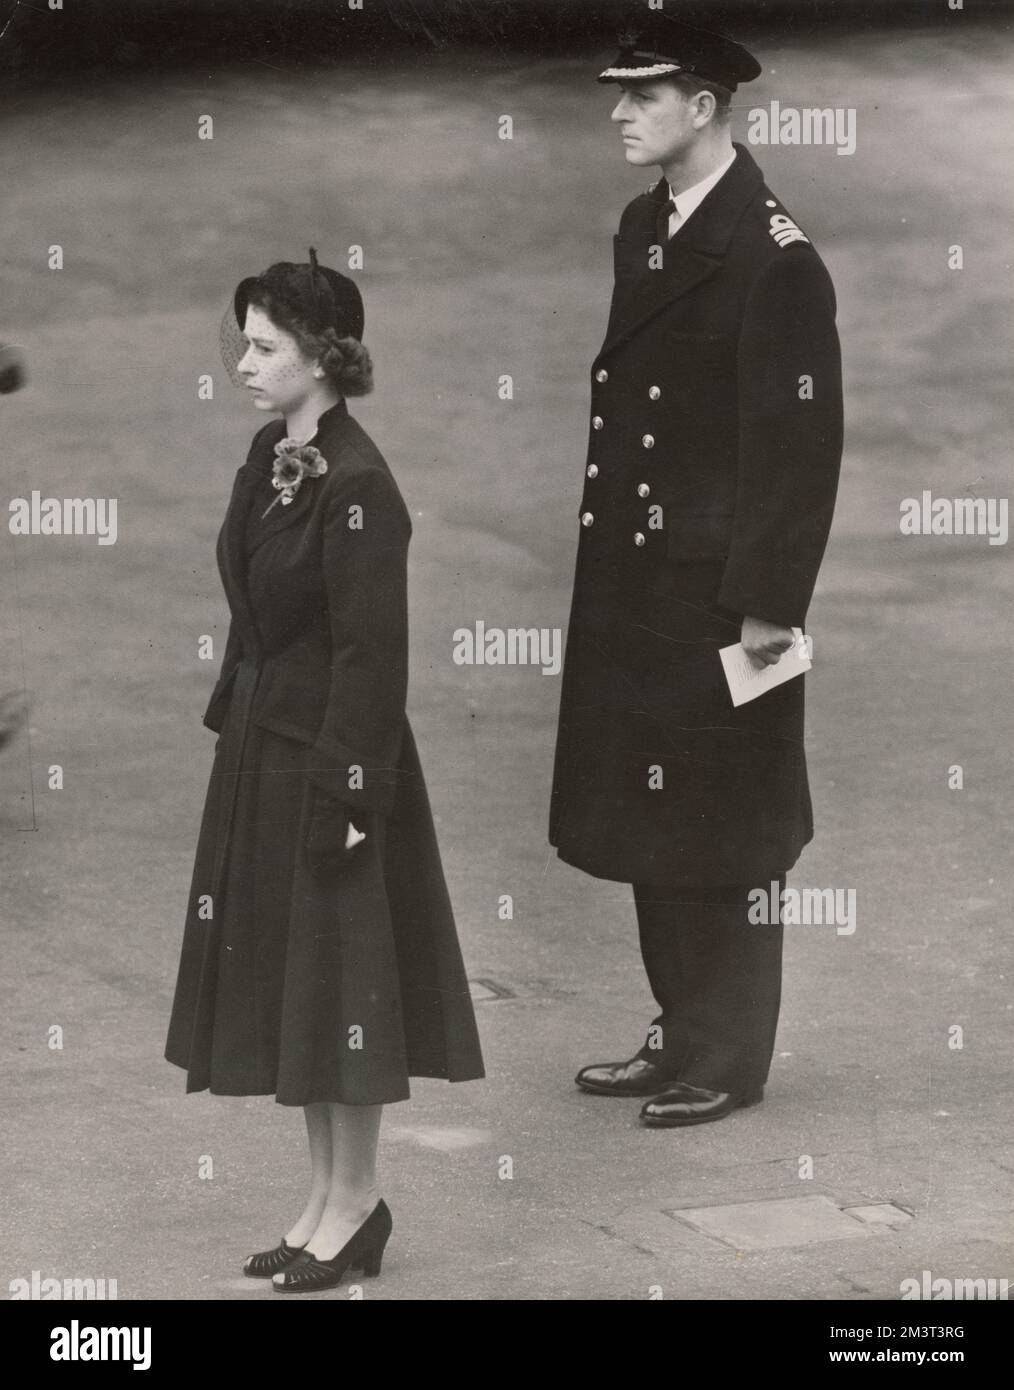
164, 251, 484, 1293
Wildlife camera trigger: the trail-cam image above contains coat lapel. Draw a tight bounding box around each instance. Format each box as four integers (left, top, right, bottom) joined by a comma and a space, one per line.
244, 400, 350, 560
597, 143, 764, 359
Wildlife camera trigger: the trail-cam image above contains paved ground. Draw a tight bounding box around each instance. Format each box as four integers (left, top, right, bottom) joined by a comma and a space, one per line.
2, 25, 1012, 1300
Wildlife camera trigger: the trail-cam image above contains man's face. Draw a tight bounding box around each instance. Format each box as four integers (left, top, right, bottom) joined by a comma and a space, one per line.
610, 80, 697, 167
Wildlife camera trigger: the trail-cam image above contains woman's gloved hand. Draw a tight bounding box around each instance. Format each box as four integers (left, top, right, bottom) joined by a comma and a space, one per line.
306, 790, 367, 875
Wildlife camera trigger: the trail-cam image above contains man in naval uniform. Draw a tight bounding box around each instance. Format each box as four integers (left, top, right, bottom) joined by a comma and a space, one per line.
549, 16, 843, 1126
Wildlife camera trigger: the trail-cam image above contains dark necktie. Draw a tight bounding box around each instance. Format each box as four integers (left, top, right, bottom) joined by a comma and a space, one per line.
655, 197, 676, 246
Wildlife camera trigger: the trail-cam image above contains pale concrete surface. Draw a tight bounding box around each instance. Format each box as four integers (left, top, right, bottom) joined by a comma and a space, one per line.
2, 29, 1013, 1300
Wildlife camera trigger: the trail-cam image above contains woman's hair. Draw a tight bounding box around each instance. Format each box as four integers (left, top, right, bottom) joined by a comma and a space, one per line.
245, 260, 374, 397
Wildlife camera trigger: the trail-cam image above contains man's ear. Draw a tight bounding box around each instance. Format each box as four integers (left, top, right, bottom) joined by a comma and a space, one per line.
692, 90, 718, 129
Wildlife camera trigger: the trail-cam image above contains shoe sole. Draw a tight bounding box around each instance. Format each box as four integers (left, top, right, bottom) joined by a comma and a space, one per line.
272, 1266, 380, 1294
575, 1075, 677, 1098
576, 1080, 672, 1097
273, 1277, 345, 1294
640, 1093, 764, 1128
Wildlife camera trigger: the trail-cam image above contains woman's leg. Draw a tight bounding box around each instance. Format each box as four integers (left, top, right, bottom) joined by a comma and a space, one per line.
283, 1102, 333, 1246
302, 1103, 383, 1259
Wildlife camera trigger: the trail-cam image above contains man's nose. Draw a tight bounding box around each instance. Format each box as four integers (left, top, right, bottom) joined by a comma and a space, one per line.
610, 99, 627, 122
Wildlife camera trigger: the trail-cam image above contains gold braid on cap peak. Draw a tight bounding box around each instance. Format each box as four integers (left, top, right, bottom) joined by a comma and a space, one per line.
598, 61, 683, 79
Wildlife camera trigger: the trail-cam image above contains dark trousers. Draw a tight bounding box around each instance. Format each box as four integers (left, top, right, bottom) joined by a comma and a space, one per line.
633, 879, 785, 1095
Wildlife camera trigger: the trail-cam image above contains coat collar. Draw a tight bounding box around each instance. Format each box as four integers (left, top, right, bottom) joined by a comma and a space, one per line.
648, 142, 764, 256
597, 143, 764, 358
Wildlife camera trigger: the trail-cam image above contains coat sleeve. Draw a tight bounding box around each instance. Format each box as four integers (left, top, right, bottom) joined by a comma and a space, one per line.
303, 466, 412, 815
717, 248, 843, 629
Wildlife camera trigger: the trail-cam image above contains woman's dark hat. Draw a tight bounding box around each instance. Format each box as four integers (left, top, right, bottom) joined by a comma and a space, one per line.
233, 249, 365, 343
597, 16, 761, 91
220, 250, 364, 387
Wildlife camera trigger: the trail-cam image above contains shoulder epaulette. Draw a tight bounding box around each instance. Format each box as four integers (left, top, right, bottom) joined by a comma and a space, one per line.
761, 194, 810, 248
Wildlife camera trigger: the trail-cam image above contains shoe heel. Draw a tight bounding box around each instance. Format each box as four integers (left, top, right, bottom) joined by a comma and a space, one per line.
358, 1199, 392, 1277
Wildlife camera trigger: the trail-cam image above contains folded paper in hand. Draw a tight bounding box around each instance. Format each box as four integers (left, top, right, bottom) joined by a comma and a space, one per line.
719, 628, 811, 707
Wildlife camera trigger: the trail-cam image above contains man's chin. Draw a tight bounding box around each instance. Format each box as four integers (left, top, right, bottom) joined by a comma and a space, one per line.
622, 146, 654, 167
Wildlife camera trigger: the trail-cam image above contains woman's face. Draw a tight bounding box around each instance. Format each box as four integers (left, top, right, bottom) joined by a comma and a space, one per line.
236, 304, 318, 415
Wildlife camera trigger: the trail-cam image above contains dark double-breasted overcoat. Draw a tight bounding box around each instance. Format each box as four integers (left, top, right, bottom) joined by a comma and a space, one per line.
165, 400, 484, 1105
549, 144, 844, 887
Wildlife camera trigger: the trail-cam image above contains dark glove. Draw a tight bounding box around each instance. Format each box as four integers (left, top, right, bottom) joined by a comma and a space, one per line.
305, 791, 366, 875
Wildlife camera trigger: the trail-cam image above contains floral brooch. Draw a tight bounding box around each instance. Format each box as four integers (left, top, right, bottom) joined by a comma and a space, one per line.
261, 439, 328, 518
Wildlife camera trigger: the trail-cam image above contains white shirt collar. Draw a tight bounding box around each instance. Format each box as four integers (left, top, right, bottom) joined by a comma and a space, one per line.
667, 150, 737, 225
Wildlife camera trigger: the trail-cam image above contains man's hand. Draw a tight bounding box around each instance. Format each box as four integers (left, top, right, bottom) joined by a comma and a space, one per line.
741, 615, 796, 670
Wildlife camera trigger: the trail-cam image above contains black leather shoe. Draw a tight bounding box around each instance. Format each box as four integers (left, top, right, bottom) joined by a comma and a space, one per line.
242, 1237, 307, 1278
272, 1200, 392, 1294
575, 1056, 676, 1097
640, 1082, 764, 1127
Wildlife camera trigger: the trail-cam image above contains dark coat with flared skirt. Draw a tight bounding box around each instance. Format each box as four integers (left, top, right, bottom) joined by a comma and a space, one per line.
165, 400, 484, 1105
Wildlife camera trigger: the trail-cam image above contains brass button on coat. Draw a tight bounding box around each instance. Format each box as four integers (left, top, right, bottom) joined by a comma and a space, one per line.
633, 532, 646, 547
592, 416, 604, 430
595, 369, 609, 383
642, 434, 655, 448
637, 483, 650, 498
648, 386, 662, 400
586, 464, 599, 479
581, 512, 595, 528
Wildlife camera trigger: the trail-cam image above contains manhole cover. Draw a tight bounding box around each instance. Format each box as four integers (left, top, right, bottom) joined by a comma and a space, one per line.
843, 1202, 913, 1227
666, 1195, 870, 1250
